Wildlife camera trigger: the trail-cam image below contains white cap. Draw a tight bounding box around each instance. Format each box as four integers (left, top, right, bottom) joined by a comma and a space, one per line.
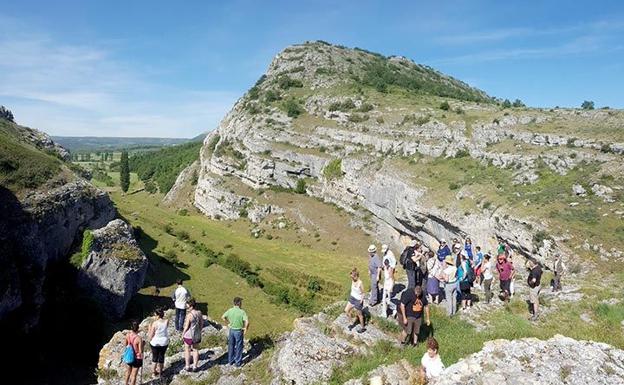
440, 238, 446, 243
368, 244, 377, 253
381, 244, 389, 253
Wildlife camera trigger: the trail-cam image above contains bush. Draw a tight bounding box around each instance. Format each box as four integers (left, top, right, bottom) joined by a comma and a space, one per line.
238, 208, 248, 218
348, 113, 369, 123
283, 99, 304, 118
328, 99, 356, 112
502, 99, 512, 108
307, 279, 322, 293
357, 103, 374, 113
454, 149, 470, 158
440, 101, 450, 111
277, 75, 303, 89
448, 182, 460, 190
264, 89, 281, 103
581, 100, 595, 110
323, 158, 343, 180
295, 179, 307, 194
178, 208, 188, 216
144, 180, 157, 193
163, 223, 174, 235
512, 99, 525, 108
533, 230, 551, 246
0, 105, 15, 122
176, 230, 190, 241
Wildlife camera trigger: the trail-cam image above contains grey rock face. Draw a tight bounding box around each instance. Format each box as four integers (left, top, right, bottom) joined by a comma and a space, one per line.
13, 122, 70, 160
0, 180, 116, 330
164, 160, 200, 206
430, 335, 624, 385
77, 219, 148, 319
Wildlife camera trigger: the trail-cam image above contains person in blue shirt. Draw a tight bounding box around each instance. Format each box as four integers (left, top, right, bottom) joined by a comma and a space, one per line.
436, 239, 451, 262
464, 238, 475, 262
473, 246, 484, 286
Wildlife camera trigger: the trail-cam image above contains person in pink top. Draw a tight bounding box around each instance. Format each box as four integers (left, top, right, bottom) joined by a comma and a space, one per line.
496, 254, 515, 302
125, 321, 143, 385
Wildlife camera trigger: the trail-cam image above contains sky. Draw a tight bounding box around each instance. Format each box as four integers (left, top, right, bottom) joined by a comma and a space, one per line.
0, 1, 622, 138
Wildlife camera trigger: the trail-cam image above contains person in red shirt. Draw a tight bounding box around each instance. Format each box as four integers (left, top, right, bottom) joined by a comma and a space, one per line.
496, 254, 515, 302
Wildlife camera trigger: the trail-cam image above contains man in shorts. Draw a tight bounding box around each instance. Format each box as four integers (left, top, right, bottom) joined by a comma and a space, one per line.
399, 286, 430, 345
526, 259, 543, 321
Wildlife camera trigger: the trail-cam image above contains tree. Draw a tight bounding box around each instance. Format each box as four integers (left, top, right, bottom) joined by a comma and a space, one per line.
439, 101, 450, 111
581, 100, 594, 110
0, 105, 14, 122
502, 99, 512, 108
512, 99, 525, 108
120, 151, 130, 193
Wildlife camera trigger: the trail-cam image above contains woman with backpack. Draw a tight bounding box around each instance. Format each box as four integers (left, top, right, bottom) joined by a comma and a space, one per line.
147, 308, 169, 378
458, 253, 473, 310
124, 321, 143, 385
182, 298, 204, 372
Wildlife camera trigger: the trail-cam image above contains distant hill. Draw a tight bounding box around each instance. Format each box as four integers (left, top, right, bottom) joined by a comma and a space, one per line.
52, 136, 192, 152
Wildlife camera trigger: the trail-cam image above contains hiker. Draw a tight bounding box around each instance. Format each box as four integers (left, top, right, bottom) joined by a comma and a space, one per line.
345, 268, 366, 333
401, 240, 418, 288
381, 244, 397, 269
182, 298, 203, 372
496, 254, 515, 302
457, 253, 473, 310
368, 245, 382, 306
147, 308, 169, 378
417, 245, 429, 294
124, 321, 143, 385
173, 279, 190, 332
553, 254, 566, 292
426, 251, 441, 304
497, 240, 506, 256
399, 286, 430, 346
473, 246, 484, 286
508, 253, 516, 297
452, 238, 462, 253
436, 239, 451, 262
464, 237, 474, 262
441, 256, 458, 316
419, 337, 445, 382
452, 244, 463, 268
527, 259, 543, 321
381, 258, 396, 318
482, 254, 494, 303
222, 297, 249, 367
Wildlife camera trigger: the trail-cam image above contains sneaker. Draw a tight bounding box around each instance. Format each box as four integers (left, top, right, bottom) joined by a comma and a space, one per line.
347, 323, 357, 331
357, 327, 366, 333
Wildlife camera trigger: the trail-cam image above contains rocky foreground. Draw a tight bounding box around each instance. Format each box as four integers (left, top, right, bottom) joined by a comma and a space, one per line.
98, 304, 624, 385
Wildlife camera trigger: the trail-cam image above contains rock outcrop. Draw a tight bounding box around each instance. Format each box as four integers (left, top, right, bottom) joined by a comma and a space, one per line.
431, 335, 624, 385
0, 179, 116, 330
77, 219, 148, 319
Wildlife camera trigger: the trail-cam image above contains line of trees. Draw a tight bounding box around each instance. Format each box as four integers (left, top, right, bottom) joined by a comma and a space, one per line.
120, 151, 130, 193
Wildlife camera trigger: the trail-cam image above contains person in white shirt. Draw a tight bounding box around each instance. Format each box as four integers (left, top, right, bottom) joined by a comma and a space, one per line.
381, 244, 397, 269
481, 254, 494, 303
420, 337, 445, 381
173, 279, 190, 331
381, 259, 396, 318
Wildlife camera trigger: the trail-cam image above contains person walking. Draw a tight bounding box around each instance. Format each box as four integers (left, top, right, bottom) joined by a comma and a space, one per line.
147, 308, 169, 378
553, 254, 566, 292
399, 286, 430, 346
496, 254, 515, 303
368, 245, 382, 306
173, 279, 190, 332
464, 238, 475, 263
419, 337, 445, 382
417, 246, 429, 294
481, 254, 494, 303
345, 268, 366, 333
436, 239, 451, 262
441, 256, 458, 316
458, 254, 473, 310
182, 298, 203, 372
124, 321, 143, 385
527, 260, 543, 321
473, 246, 484, 287
426, 251, 441, 304
222, 297, 249, 367
381, 259, 396, 318
401, 240, 418, 288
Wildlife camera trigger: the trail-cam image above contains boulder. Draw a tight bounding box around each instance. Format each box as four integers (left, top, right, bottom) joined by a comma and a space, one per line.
77, 219, 148, 319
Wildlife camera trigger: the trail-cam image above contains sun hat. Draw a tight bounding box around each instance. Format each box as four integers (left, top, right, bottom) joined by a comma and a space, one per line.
368, 244, 377, 253
381, 244, 389, 253
440, 238, 446, 244
444, 256, 455, 265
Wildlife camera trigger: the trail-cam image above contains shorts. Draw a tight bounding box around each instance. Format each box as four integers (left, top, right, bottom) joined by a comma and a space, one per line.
500, 279, 511, 294
128, 358, 143, 368
183, 338, 200, 348
348, 296, 363, 312
459, 283, 472, 300
151, 344, 167, 364
402, 316, 422, 338
529, 285, 541, 304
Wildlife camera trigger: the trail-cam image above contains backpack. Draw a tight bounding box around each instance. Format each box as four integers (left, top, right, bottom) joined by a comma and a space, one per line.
464, 262, 475, 283
122, 335, 136, 364
400, 247, 413, 268
191, 312, 202, 344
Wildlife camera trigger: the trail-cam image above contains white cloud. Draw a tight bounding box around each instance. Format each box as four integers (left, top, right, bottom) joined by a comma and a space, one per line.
0, 16, 237, 137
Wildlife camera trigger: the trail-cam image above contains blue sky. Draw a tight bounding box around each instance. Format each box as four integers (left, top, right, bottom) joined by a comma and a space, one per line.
0, 0, 622, 138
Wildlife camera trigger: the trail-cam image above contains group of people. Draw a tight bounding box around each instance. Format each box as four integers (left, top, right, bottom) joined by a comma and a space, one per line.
122, 280, 249, 385
345, 237, 566, 382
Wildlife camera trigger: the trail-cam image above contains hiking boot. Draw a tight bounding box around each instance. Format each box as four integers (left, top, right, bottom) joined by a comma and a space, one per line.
347, 322, 357, 331
357, 327, 366, 333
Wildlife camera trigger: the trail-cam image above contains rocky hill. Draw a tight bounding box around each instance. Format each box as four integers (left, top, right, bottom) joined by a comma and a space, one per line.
0, 112, 146, 330
173, 41, 623, 272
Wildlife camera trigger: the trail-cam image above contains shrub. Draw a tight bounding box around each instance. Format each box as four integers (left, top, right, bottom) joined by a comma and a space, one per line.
178, 208, 188, 216
0, 105, 15, 122
533, 230, 551, 246
307, 279, 322, 293
440, 101, 450, 111
600, 144, 611, 153
277, 75, 303, 89
348, 113, 369, 123
512, 99, 525, 108
581, 100, 594, 110
247, 86, 260, 100
176, 230, 190, 241
448, 182, 460, 190
246, 103, 261, 114
264, 89, 281, 103
323, 158, 343, 180
283, 99, 304, 118
238, 208, 248, 218
163, 248, 179, 265
356, 103, 374, 112
454, 107, 464, 114
315, 67, 332, 75
294, 179, 307, 194
328, 99, 356, 112
144, 180, 157, 193
502, 99, 512, 108
163, 223, 174, 235
455, 149, 470, 158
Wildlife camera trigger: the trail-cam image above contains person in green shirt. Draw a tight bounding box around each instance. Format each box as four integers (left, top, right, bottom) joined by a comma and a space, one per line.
222, 297, 249, 367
